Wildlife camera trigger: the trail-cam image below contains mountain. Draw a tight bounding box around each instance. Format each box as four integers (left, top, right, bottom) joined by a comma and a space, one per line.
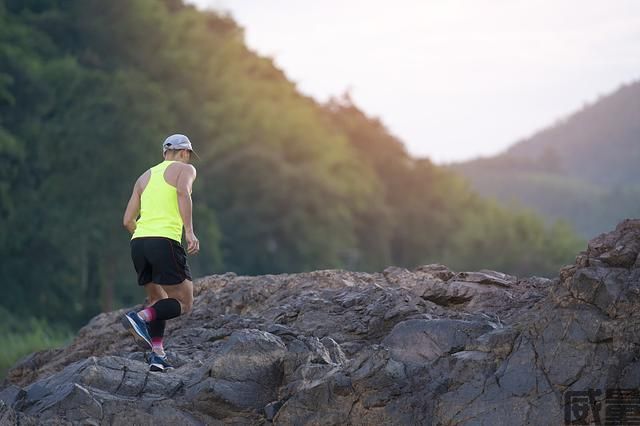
452, 80, 640, 237
2, 220, 640, 424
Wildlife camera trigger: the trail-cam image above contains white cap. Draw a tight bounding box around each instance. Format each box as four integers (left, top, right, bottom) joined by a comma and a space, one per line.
162, 134, 199, 158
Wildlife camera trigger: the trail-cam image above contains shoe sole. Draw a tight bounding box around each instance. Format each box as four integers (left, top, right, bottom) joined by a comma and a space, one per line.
149, 363, 174, 372
121, 315, 152, 350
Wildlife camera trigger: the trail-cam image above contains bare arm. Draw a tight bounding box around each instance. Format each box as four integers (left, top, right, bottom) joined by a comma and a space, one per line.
177, 164, 199, 254
123, 175, 144, 234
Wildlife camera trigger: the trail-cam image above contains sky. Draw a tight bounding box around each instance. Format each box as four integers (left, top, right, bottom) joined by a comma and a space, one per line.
186, 0, 640, 163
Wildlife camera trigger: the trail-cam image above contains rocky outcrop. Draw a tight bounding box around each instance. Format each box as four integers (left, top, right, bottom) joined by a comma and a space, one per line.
3, 220, 640, 425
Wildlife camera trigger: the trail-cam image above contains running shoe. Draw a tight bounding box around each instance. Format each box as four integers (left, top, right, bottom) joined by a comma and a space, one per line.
121, 311, 152, 349
148, 353, 173, 372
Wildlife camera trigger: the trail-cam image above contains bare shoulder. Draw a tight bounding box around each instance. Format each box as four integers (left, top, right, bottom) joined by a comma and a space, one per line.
135, 169, 151, 192
138, 169, 151, 181
178, 163, 197, 177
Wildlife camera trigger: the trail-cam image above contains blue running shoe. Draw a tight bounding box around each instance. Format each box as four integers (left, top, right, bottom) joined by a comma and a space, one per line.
121, 311, 152, 349
148, 353, 173, 372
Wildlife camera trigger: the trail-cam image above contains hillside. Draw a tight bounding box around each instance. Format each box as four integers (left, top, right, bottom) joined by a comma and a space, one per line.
505, 80, 640, 186
0, 0, 583, 332
453, 80, 640, 237
2, 220, 640, 425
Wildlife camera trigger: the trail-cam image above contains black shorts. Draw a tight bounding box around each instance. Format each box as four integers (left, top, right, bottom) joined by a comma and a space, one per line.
130, 237, 192, 286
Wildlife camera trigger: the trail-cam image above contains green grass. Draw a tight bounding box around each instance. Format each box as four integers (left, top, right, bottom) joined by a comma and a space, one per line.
0, 312, 73, 380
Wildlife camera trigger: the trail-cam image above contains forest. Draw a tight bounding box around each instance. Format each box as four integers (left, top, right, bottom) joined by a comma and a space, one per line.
0, 0, 584, 375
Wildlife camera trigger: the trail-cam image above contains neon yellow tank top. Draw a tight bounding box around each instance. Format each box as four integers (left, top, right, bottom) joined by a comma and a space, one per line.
132, 161, 183, 243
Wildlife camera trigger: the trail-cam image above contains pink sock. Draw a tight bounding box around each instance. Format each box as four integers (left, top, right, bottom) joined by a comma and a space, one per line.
137, 307, 156, 322
151, 337, 164, 355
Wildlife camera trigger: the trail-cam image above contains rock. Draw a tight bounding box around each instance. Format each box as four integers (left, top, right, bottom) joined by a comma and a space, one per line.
4, 220, 640, 425
413, 264, 455, 281
0, 402, 38, 426
455, 270, 517, 287
0, 385, 25, 408
264, 399, 283, 421
185, 329, 286, 419
466, 326, 520, 358
320, 337, 347, 365
382, 319, 493, 364
26, 382, 103, 422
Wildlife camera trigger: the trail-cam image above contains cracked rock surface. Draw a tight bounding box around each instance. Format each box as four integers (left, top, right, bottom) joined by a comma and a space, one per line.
3, 220, 640, 425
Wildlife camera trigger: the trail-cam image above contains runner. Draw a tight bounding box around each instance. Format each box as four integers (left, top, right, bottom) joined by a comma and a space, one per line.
121, 134, 200, 371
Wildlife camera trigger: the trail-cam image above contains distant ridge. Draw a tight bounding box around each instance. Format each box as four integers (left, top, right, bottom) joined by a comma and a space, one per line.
452, 79, 640, 237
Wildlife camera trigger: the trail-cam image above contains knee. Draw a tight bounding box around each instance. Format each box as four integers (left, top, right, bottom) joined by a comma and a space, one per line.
145, 283, 167, 307
147, 294, 164, 306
